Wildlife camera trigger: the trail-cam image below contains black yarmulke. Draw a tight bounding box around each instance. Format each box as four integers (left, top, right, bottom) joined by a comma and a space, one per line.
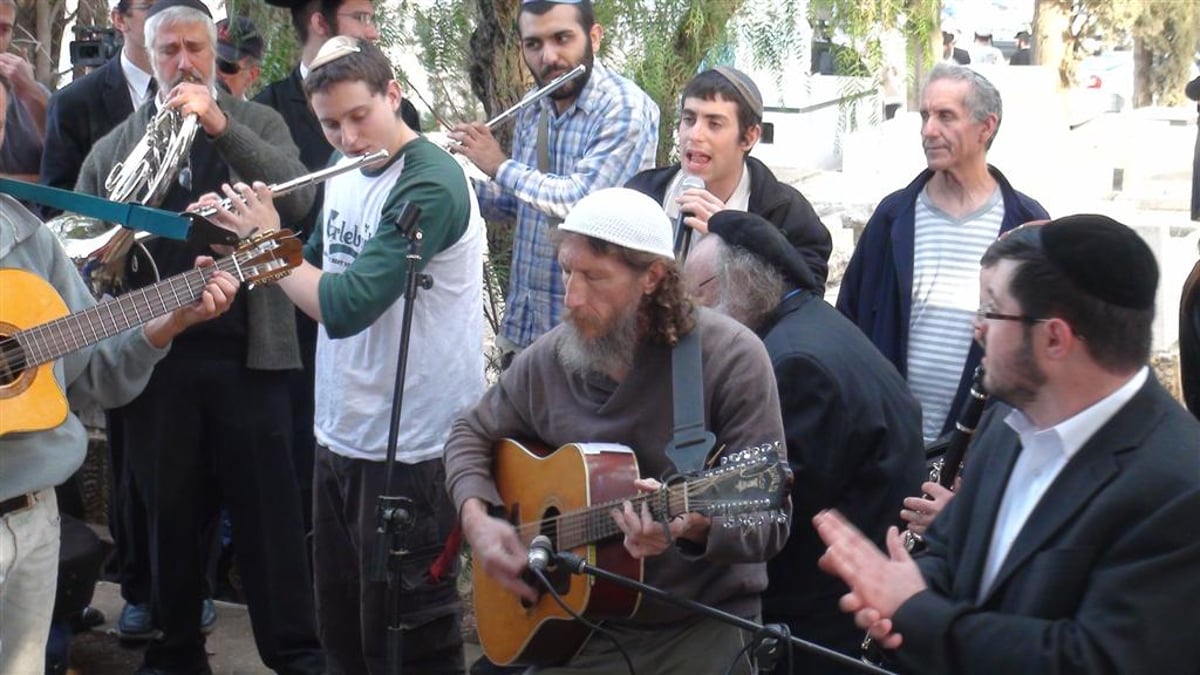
1039, 214, 1158, 310
708, 210, 817, 292
146, 0, 212, 19
262, 0, 308, 8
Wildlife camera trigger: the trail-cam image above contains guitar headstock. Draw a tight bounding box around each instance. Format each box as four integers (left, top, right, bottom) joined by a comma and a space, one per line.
230, 229, 303, 287
671, 442, 791, 524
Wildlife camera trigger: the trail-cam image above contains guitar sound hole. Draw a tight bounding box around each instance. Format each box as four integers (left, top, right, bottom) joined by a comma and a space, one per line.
0, 333, 26, 387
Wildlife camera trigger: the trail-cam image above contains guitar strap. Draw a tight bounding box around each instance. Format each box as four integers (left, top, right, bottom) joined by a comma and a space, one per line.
665, 326, 715, 475
536, 112, 562, 228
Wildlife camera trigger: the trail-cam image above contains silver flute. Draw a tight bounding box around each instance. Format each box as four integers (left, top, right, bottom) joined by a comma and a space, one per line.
190, 149, 390, 217
484, 64, 587, 128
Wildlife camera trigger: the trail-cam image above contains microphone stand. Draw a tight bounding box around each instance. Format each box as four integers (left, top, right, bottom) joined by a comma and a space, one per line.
370, 203, 431, 675
548, 550, 896, 675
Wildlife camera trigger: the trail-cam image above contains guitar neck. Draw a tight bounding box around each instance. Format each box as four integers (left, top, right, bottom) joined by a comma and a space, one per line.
16, 257, 236, 368
555, 486, 690, 551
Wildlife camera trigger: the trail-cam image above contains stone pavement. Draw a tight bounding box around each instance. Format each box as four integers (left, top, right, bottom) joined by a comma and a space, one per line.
67, 581, 483, 674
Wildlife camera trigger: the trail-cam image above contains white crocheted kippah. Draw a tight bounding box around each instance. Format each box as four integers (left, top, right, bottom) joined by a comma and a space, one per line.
558, 188, 674, 260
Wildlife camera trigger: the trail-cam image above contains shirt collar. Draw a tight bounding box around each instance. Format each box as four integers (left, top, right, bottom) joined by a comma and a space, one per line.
1004, 366, 1148, 459
121, 51, 154, 101
299, 60, 310, 80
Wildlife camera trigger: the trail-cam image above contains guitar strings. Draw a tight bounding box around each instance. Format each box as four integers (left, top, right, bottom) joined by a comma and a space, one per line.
511, 471, 752, 544
0, 244, 274, 376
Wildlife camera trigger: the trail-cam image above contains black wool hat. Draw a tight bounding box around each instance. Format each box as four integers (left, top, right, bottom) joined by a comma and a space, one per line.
1039, 214, 1158, 310
146, 0, 212, 19
262, 0, 309, 9
707, 211, 817, 292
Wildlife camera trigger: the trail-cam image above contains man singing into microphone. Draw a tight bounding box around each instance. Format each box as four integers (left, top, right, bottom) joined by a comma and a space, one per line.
627, 67, 832, 291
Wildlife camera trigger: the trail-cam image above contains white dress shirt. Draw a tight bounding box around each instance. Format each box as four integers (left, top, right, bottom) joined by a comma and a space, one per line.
977, 366, 1148, 600
120, 52, 154, 109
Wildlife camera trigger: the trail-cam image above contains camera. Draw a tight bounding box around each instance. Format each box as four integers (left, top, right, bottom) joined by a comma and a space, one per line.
69, 25, 121, 68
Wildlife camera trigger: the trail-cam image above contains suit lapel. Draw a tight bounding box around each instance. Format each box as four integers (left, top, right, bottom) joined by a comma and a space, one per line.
979, 378, 1162, 603
101, 57, 134, 127
955, 429, 1021, 600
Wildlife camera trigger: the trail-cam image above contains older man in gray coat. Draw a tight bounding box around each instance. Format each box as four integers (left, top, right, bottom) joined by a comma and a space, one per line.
76, 1, 323, 673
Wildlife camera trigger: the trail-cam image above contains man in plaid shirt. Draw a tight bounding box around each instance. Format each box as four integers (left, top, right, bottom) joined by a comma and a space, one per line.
451, 0, 659, 363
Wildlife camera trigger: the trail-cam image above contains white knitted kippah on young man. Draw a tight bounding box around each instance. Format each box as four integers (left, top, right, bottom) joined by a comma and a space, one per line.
558, 187, 675, 260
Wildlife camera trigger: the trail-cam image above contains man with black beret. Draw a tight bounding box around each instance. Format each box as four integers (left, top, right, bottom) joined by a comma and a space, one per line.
684, 211, 924, 670
817, 215, 1200, 674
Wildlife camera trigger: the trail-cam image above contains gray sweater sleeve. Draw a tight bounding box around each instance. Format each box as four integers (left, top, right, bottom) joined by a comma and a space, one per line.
211, 96, 314, 223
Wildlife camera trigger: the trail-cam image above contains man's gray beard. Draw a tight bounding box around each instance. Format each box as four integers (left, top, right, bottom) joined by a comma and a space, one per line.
556, 303, 640, 379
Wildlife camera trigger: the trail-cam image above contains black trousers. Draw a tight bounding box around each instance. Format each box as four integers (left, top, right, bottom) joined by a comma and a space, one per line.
122, 354, 324, 674
313, 446, 464, 675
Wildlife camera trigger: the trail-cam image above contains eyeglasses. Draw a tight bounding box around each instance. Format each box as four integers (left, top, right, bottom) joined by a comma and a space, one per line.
974, 309, 1047, 325
697, 275, 717, 289
337, 11, 376, 26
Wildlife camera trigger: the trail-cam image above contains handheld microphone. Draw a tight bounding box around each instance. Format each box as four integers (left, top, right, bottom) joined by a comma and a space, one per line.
673, 174, 706, 263
527, 534, 555, 572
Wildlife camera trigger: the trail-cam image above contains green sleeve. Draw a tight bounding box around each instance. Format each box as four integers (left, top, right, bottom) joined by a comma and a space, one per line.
302, 209, 325, 267
316, 145, 470, 338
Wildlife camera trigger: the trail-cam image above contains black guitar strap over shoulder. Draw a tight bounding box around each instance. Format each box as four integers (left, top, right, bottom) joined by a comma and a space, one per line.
666, 326, 715, 475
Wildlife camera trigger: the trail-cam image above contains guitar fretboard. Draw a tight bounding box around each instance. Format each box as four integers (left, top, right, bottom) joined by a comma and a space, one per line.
10, 253, 249, 371
523, 484, 693, 551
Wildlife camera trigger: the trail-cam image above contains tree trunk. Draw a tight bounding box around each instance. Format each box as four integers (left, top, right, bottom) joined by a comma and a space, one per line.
1032, 0, 1072, 88
907, 0, 939, 109
467, 0, 525, 156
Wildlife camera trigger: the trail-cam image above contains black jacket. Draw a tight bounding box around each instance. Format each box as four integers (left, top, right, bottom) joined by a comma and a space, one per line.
39, 56, 135, 214
759, 290, 925, 670
626, 156, 833, 292
896, 376, 1200, 674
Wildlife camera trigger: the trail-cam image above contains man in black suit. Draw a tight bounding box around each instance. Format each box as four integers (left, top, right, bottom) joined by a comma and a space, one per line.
40, 0, 156, 198
684, 211, 924, 672
816, 214, 1200, 674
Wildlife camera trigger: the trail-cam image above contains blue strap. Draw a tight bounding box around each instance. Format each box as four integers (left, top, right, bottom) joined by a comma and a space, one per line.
666, 327, 716, 475
0, 178, 190, 241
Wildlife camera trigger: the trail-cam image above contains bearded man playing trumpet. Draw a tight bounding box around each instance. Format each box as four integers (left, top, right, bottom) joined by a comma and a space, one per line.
74, 1, 324, 673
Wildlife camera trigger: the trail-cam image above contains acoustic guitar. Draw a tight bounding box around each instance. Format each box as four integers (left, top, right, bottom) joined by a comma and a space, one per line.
475, 438, 790, 666
0, 229, 301, 437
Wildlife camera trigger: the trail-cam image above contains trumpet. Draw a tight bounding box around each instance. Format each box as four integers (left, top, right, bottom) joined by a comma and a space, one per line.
190, 149, 390, 218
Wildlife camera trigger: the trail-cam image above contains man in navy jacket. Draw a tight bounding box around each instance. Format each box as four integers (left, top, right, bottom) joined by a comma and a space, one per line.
837, 62, 1047, 442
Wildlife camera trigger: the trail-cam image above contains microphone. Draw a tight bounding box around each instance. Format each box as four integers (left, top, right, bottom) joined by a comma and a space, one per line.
673, 174, 706, 263
527, 534, 555, 572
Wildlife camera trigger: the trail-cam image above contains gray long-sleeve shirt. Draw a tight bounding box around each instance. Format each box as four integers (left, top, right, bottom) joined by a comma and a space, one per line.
444, 308, 790, 625
0, 195, 169, 499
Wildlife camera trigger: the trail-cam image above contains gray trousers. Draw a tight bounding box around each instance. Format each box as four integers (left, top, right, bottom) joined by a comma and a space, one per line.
528, 614, 756, 675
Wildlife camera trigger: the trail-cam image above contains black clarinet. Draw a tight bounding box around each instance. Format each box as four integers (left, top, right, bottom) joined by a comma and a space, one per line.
902, 366, 987, 552
861, 367, 987, 666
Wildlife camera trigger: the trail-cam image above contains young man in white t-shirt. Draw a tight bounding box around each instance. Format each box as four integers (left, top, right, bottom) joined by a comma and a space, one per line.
199, 37, 485, 674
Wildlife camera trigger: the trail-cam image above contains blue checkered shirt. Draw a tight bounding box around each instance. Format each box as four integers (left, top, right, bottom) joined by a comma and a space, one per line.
476, 62, 659, 348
